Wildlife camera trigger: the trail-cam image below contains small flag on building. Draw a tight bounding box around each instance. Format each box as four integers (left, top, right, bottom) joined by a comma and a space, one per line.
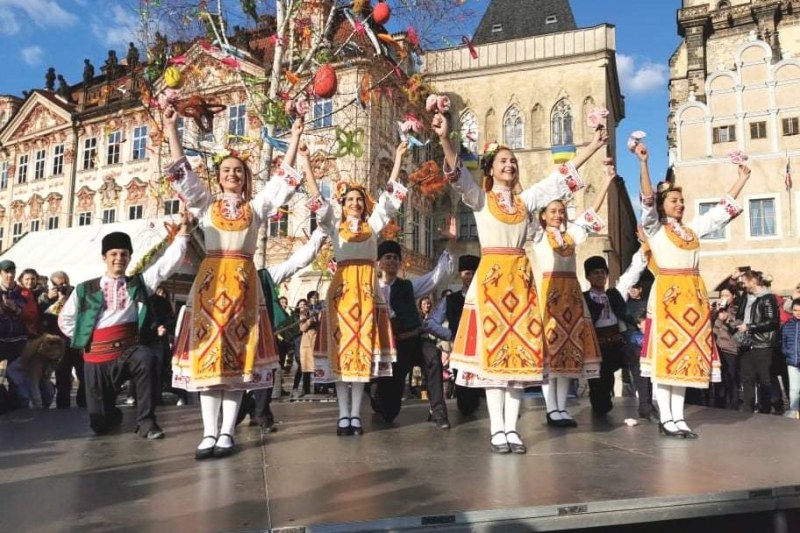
786, 157, 793, 192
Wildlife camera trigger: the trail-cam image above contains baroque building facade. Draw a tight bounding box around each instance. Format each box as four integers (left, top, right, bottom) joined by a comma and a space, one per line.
670, 0, 800, 293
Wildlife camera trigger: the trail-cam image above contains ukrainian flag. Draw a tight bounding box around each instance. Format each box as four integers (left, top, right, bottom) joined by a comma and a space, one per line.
551, 144, 576, 164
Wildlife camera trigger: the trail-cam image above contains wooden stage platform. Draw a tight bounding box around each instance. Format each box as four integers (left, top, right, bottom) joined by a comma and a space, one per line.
2, 396, 800, 532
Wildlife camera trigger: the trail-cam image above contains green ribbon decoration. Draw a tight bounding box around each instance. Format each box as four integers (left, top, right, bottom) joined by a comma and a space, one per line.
333, 127, 365, 158
261, 99, 289, 128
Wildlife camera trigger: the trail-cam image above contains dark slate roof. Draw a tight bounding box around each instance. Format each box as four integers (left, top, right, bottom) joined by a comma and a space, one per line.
472, 0, 577, 45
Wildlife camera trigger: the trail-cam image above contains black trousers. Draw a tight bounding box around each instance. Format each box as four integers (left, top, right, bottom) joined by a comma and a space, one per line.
715, 350, 739, 410
740, 346, 773, 413
771, 350, 789, 411
55, 347, 85, 408
373, 336, 447, 422
84, 345, 158, 435
589, 339, 652, 416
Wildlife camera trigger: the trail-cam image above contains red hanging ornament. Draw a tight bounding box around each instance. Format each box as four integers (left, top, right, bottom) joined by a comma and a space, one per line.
373, 1, 391, 25
313, 64, 338, 98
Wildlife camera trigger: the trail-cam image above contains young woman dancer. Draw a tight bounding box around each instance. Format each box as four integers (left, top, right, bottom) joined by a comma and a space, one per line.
314, 141, 409, 436
433, 112, 606, 453
531, 159, 617, 427
636, 141, 749, 438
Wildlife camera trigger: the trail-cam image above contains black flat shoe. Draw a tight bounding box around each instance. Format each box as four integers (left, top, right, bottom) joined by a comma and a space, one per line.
195, 435, 217, 460
675, 419, 698, 439
505, 431, 527, 454
350, 417, 363, 436
212, 433, 235, 458
429, 412, 451, 429
337, 417, 352, 436
490, 431, 510, 454
546, 411, 570, 428
658, 420, 685, 438
559, 411, 578, 428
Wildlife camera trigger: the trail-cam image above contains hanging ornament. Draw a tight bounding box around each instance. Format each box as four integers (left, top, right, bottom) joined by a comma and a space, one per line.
313, 64, 338, 98
373, 1, 391, 25
359, 73, 372, 107
164, 66, 183, 88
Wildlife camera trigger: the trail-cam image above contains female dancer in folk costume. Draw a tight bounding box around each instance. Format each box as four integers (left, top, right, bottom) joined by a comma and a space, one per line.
635, 140, 750, 439
531, 158, 617, 428
432, 112, 607, 454
314, 141, 409, 436
163, 107, 311, 458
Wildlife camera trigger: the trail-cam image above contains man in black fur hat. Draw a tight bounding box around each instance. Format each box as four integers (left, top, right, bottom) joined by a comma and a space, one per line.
582, 252, 655, 421
58, 217, 192, 439
425, 254, 482, 416
371, 240, 453, 428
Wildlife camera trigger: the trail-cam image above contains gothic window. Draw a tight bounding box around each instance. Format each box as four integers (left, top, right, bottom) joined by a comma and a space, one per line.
551, 99, 573, 146
460, 110, 479, 154
503, 106, 524, 149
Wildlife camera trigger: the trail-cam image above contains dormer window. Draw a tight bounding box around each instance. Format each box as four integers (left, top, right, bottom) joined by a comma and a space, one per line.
545, 15, 558, 24
492, 23, 503, 33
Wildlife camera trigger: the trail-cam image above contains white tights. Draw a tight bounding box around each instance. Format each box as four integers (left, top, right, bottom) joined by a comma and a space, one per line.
485, 387, 523, 444
655, 384, 690, 431
198, 390, 243, 449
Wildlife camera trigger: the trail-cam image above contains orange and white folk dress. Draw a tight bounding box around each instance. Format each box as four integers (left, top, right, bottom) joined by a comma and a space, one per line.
640, 193, 742, 388
313, 182, 407, 383
169, 157, 299, 391
531, 211, 604, 379
448, 162, 584, 388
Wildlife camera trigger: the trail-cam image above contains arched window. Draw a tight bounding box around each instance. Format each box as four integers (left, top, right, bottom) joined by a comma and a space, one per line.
551, 99, 573, 146
460, 110, 479, 154
503, 105, 524, 149
717, 1, 730, 9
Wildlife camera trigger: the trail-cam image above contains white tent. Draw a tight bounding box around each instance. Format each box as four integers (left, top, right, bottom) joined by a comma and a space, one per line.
0, 218, 189, 284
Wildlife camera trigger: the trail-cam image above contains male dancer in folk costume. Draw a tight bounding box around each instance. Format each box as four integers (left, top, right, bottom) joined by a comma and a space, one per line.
424, 254, 482, 416
635, 139, 750, 438
371, 240, 453, 428
530, 158, 617, 428
583, 245, 652, 421
164, 107, 310, 459
58, 218, 192, 439
314, 141, 409, 436
432, 111, 607, 454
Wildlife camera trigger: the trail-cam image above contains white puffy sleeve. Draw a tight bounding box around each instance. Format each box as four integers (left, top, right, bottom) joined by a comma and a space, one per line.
165, 156, 211, 219
250, 161, 301, 223
367, 181, 407, 235
444, 160, 484, 211
640, 192, 661, 236
566, 208, 606, 246
689, 195, 743, 238
520, 161, 585, 213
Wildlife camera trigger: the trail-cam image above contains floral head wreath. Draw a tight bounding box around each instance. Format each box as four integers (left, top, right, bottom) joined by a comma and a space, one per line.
480, 141, 515, 191
334, 180, 375, 220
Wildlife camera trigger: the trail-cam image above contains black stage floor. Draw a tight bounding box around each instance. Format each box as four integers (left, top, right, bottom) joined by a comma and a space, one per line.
2, 396, 800, 532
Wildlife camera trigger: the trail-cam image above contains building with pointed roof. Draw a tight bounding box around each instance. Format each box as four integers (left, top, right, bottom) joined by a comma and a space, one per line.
472, 0, 578, 45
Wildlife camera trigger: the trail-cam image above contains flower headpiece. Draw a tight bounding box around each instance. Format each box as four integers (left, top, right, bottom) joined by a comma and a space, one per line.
480, 141, 508, 173
212, 147, 252, 167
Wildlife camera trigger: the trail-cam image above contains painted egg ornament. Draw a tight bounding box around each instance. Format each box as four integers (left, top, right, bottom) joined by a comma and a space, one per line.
313, 64, 338, 98
164, 66, 183, 88
373, 1, 391, 25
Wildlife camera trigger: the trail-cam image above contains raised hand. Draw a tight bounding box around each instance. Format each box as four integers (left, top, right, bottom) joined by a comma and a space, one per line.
635, 142, 649, 162
592, 125, 608, 147
291, 115, 305, 138
395, 140, 409, 160
431, 113, 449, 139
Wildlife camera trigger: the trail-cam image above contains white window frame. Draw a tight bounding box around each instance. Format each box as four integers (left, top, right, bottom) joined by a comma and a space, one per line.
106, 130, 122, 165
30, 219, 40, 232
310, 99, 333, 129
34, 149, 46, 180
228, 104, 247, 137
78, 212, 92, 226
745, 193, 781, 240
783, 117, 799, 136
102, 208, 116, 224
696, 199, 730, 242
47, 216, 59, 230
551, 99, 573, 146
458, 204, 478, 239
267, 204, 289, 238
491, 23, 503, 33
12, 222, 23, 243
52, 144, 64, 176
411, 208, 421, 253
503, 106, 524, 150
129, 204, 143, 220
0, 161, 8, 189
83, 137, 97, 170
17, 154, 28, 184
164, 199, 180, 215
460, 110, 479, 154
132, 125, 148, 160
545, 15, 558, 24
424, 215, 433, 257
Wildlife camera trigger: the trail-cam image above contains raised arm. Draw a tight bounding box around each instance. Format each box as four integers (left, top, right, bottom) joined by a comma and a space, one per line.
636, 142, 653, 199
367, 142, 409, 234
163, 105, 185, 162
570, 126, 609, 170
390, 140, 410, 183
411, 250, 453, 298
431, 112, 484, 210
283, 116, 305, 168
591, 160, 617, 214
267, 228, 327, 285
727, 164, 751, 200
433, 113, 458, 171
297, 141, 320, 199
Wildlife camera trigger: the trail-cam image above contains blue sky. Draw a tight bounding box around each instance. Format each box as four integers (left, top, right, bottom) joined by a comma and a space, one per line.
0, 0, 682, 196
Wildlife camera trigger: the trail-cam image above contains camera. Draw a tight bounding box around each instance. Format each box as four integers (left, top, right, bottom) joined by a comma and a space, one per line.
56, 285, 71, 296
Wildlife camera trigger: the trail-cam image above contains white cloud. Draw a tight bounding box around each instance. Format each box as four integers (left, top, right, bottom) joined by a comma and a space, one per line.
617, 53, 669, 95
91, 5, 140, 50
0, 0, 78, 33
20, 45, 44, 66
